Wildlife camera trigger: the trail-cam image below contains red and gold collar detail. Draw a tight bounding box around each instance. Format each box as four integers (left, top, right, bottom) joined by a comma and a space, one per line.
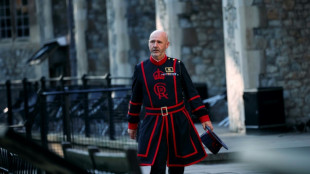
150, 54, 167, 66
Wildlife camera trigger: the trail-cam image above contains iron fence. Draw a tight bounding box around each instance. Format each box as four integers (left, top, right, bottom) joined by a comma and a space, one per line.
0, 147, 38, 174
36, 86, 134, 155
0, 74, 135, 173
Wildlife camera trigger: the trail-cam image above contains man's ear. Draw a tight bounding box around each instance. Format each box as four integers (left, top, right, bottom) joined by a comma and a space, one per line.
166, 41, 170, 48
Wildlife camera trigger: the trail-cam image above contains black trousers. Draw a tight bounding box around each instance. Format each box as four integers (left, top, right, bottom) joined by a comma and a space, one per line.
150, 128, 184, 174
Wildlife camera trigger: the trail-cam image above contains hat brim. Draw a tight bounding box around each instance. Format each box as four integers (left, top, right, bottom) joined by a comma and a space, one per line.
200, 127, 229, 154
206, 126, 228, 150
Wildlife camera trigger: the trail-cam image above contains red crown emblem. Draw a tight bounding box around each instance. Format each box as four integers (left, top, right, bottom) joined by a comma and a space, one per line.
153, 68, 165, 80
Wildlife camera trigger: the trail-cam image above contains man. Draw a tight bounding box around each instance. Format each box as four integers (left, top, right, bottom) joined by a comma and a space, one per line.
127, 30, 213, 174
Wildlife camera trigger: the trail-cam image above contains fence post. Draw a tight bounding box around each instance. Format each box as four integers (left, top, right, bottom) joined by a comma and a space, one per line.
22, 78, 31, 139
82, 74, 90, 137
62, 86, 72, 142
34, 81, 39, 92
38, 89, 48, 149
106, 73, 115, 140
5, 80, 13, 126
40, 76, 46, 91
39, 77, 48, 150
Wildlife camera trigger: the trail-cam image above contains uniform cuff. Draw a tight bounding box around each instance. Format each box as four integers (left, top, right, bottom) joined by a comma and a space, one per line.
199, 115, 210, 123
128, 123, 138, 130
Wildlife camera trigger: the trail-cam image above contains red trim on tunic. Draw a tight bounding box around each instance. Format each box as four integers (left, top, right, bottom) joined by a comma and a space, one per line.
137, 116, 160, 157
150, 54, 167, 66
188, 95, 200, 102
192, 105, 205, 113
138, 116, 165, 166
165, 115, 170, 165
170, 114, 197, 158
173, 59, 178, 104
144, 101, 184, 110
139, 110, 208, 167
129, 101, 142, 105
184, 109, 208, 156
167, 156, 207, 167
141, 61, 153, 107
149, 116, 167, 165
145, 106, 185, 116
166, 110, 207, 167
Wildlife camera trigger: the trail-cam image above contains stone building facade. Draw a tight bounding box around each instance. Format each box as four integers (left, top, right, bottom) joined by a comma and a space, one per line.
85, 0, 110, 75
0, 0, 43, 80
178, 0, 226, 96
254, 0, 310, 127
0, 0, 309, 131
222, 0, 310, 131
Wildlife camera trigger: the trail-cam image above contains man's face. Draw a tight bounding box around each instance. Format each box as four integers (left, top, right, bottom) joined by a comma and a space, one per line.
148, 31, 169, 60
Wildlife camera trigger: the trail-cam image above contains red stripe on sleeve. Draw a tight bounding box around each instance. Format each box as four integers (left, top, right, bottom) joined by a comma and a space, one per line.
188, 95, 200, 102
192, 105, 205, 113
130, 101, 142, 105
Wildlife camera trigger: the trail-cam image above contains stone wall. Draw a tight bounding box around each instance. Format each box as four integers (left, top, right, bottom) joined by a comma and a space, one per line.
127, 0, 156, 65
85, 0, 155, 76
0, 44, 38, 80
179, 0, 226, 96
52, 0, 68, 37
254, 0, 310, 125
1, 0, 309, 128
86, 0, 109, 75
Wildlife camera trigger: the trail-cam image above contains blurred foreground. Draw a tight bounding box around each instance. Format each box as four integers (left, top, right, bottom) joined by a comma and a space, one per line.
160, 124, 310, 174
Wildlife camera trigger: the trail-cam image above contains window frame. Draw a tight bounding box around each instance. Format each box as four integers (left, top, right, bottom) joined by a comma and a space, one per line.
0, 0, 34, 41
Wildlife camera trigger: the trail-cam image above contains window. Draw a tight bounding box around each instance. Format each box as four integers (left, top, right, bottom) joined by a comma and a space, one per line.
0, 0, 29, 39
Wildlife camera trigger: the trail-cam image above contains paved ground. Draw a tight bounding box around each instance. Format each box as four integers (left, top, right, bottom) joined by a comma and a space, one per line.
140, 123, 310, 174
184, 163, 273, 174
141, 162, 272, 174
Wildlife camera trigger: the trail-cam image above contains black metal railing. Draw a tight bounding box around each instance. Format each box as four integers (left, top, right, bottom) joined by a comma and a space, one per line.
0, 147, 38, 174
0, 74, 131, 133
0, 78, 39, 139
37, 86, 132, 151
0, 74, 134, 173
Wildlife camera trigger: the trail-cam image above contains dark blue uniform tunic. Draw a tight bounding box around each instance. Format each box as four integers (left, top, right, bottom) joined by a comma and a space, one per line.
127, 55, 210, 167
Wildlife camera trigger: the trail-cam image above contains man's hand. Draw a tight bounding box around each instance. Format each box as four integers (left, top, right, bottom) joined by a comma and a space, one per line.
202, 121, 213, 131
128, 129, 137, 139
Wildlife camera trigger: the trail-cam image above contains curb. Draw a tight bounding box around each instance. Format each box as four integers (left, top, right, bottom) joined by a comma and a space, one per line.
200, 146, 310, 165
200, 151, 240, 164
